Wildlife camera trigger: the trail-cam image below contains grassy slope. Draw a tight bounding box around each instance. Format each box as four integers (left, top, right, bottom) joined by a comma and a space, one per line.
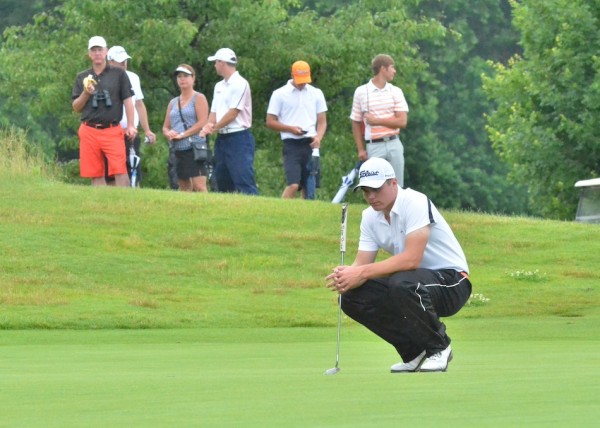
1, 164, 600, 328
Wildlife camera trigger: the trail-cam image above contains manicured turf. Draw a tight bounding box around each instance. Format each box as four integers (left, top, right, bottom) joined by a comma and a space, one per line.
2, 316, 599, 427
2, 135, 600, 426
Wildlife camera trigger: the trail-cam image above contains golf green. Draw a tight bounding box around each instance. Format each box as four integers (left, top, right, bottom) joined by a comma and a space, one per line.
1, 316, 599, 427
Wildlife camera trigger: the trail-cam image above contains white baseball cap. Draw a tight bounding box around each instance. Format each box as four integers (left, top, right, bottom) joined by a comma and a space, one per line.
353, 158, 396, 191
107, 46, 131, 63
207, 48, 237, 64
88, 36, 107, 49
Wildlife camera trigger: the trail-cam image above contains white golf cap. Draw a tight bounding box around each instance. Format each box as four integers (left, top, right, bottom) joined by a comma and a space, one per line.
88, 36, 107, 49
207, 48, 237, 64
107, 46, 131, 62
353, 157, 396, 191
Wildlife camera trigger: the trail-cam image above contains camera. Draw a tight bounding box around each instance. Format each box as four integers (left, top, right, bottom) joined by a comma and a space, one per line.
92, 89, 113, 108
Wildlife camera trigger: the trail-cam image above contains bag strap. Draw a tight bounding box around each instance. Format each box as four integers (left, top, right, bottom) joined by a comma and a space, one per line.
177, 97, 189, 130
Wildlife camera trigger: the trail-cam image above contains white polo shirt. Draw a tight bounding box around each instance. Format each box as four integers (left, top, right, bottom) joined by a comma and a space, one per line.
350, 80, 409, 140
119, 70, 143, 129
267, 80, 328, 140
211, 70, 252, 130
358, 188, 469, 273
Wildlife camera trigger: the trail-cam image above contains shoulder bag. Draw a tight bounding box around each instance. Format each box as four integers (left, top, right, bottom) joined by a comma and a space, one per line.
177, 96, 210, 162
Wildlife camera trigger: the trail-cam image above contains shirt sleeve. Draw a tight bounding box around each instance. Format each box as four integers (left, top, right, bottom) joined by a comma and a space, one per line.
403, 191, 434, 235
120, 70, 134, 101
393, 86, 409, 112
228, 79, 249, 110
129, 73, 143, 100
266, 90, 280, 116
358, 209, 382, 252
316, 89, 328, 113
72, 71, 86, 100
349, 85, 365, 122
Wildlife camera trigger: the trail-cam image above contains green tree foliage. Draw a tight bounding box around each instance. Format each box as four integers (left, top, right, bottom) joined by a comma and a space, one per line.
483, 0, 600, 219
402, 0, 526, 214
0, 0, 523, 214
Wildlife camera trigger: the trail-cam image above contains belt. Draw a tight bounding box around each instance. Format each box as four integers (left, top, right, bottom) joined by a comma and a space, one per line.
366, 135, 398, 143
83, 121, 119, 129
283, 137, 312, 144
218, 127, 246, 134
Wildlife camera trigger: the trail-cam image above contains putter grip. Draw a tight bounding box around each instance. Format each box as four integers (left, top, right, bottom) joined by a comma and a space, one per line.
340, 203, 348, 253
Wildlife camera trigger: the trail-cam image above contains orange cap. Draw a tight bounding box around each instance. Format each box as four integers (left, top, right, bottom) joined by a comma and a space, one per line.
292, 61, 311, 84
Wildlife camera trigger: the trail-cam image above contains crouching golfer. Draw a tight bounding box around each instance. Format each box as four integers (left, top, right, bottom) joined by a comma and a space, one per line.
325, 157, 472, 372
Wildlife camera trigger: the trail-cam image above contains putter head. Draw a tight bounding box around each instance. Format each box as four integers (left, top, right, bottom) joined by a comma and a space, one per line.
324, 367, 340, 375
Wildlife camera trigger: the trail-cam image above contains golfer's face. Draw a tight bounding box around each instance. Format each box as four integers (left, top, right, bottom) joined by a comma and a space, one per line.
383, 65, 396, 82
88, 47, 107, 65
177, 72, 194, 89
361, 180, 396, 210
214, 60, 226, 77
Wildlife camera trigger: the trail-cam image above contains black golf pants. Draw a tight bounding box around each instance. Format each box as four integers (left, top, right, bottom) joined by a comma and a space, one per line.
341, 268, 472, 363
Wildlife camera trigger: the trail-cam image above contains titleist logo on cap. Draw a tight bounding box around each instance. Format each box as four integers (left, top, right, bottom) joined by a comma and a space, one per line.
359, 170, 380, 178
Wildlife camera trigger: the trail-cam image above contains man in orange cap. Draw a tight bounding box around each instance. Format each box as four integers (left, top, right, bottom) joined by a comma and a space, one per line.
266, 60, 328, 199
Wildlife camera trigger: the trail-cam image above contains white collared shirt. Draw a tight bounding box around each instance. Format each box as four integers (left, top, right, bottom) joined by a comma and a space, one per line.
119, 70, 143, 129
267, 80, 328, 140
211, 70, 252, 129
358, 188, 469, 273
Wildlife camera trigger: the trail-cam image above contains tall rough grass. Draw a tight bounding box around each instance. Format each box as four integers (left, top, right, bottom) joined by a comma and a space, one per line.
0, 126, 55, 179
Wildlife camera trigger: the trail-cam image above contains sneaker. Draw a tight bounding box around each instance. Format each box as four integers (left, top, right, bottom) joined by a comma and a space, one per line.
420, 345, 453, 372
390, 350, 426, 373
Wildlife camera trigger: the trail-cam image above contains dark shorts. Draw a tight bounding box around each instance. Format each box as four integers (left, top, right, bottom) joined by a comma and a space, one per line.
283, 138, 312, 187
175, 149, 208, 179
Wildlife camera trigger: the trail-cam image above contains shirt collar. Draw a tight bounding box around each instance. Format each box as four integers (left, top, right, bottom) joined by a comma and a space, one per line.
367, 79, 390, 92
374, 188, 404, 223
286, 79, 308, 92
225, 70, 240, 83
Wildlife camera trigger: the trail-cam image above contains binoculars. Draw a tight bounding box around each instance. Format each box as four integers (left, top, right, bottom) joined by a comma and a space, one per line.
92, 89, 112, 108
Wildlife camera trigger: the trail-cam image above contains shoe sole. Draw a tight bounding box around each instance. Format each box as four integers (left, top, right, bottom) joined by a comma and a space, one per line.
420, 351, 453, 373
390, 354, 427, 373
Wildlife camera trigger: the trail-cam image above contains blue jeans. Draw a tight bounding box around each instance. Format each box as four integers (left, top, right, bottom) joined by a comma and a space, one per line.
214, 129, 259, 195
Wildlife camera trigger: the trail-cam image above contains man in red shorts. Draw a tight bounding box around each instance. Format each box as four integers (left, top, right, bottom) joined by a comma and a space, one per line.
72, 36, 137, 186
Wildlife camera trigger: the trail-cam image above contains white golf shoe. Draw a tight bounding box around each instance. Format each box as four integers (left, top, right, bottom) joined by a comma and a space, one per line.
390, 350, 426, 373
420, 345, 453, 372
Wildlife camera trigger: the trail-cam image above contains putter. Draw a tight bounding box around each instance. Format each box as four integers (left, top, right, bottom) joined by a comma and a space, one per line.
324, 203, 348, 375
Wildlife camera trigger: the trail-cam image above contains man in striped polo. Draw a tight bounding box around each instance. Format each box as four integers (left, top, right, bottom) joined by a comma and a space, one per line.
350, 54, 409, 186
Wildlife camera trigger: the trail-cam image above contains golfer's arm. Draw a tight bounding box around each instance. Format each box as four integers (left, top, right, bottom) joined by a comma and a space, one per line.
356, 226, 429, 279
123, 97, 135, 128
352, 121, 365, 152
372, 111, 407, 130
136, 100, 151, 133
316, 112, 327, 140
352, 250, 378, 267
266, 114, 293, 133
213, 108, 239, 131
72, 91, 91, 113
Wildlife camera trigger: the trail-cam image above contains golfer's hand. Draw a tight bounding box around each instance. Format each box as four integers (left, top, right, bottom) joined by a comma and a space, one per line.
165, 129, 181, 140
364, 112, 380, 126
326, 266, 365, 294
145, 131, 157, 144
201, 123, 215, 136
290, 126, 305, 136
125, 125, 137, 140
310, 136, 321, 149
358, 149, 368, 161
